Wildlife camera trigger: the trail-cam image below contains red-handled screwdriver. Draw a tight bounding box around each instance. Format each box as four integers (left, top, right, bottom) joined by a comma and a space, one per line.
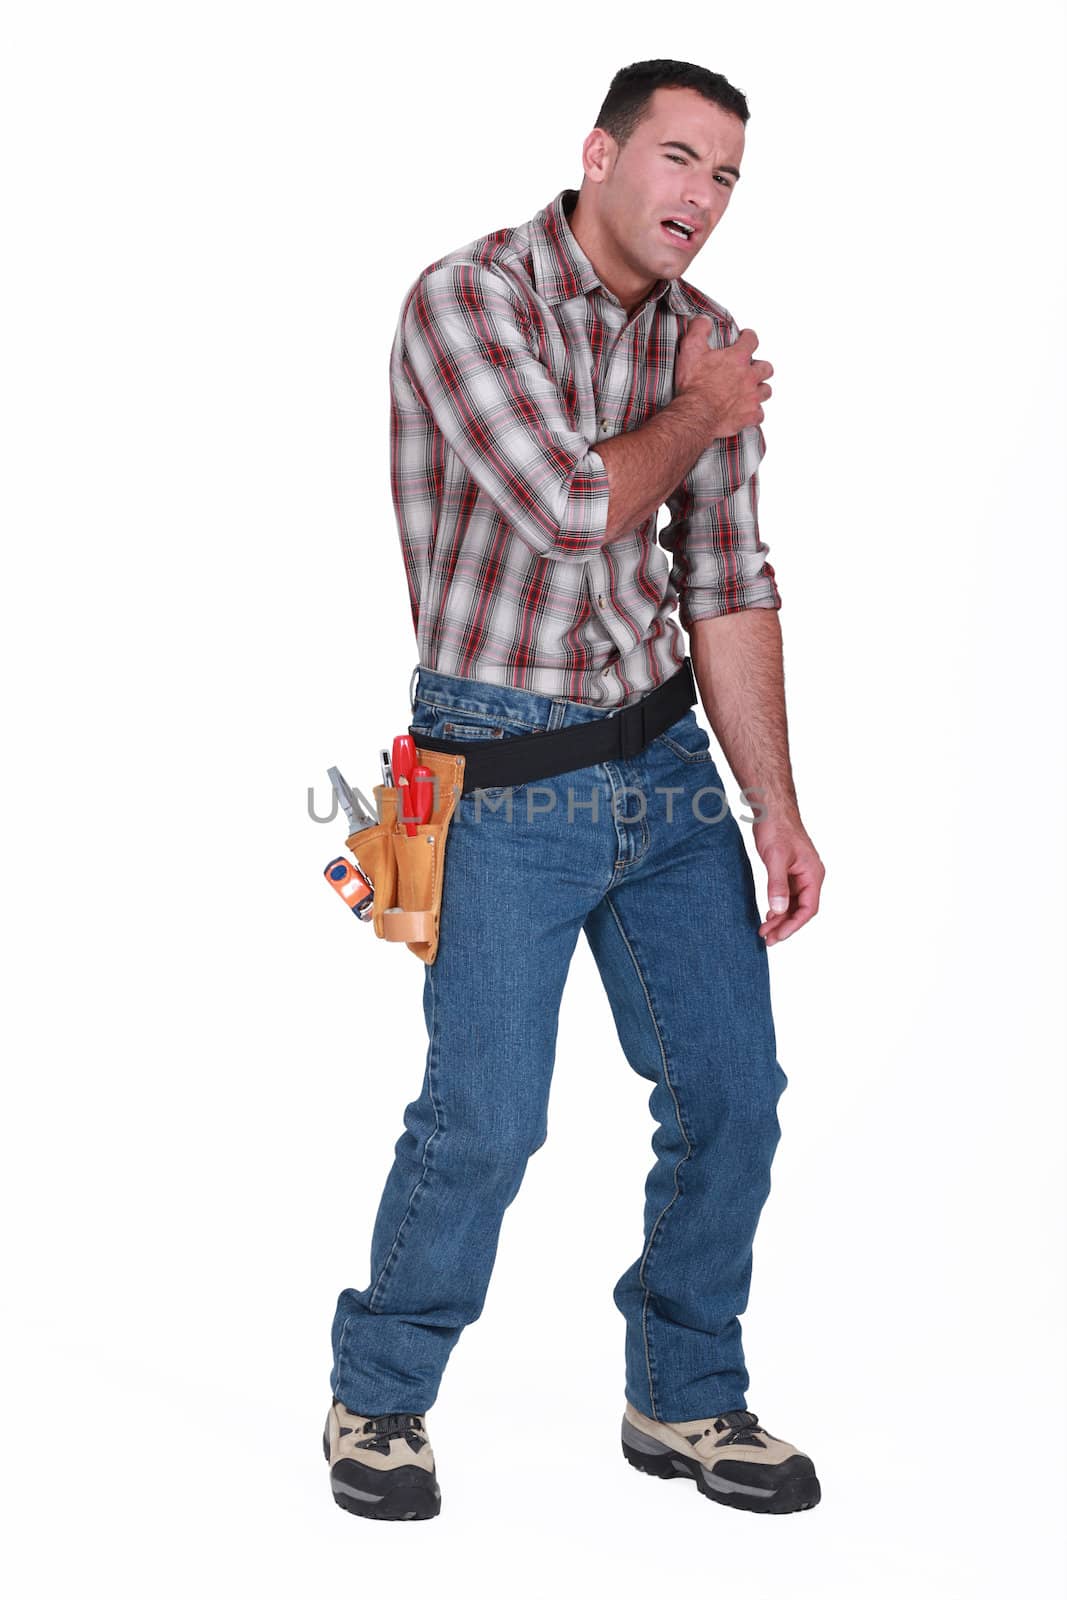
392, 733, 418, 833
411, 765, 435, 830
391, 734, 416, 786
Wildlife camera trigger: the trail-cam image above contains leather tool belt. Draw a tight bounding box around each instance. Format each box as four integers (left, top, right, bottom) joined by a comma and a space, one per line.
345, 745, 466, 967
410, 656, 698, 795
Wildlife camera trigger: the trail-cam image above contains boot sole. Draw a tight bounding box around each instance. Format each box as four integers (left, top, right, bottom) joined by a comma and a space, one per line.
621, 1417, 820, 1514
323, 1428, 442, 1520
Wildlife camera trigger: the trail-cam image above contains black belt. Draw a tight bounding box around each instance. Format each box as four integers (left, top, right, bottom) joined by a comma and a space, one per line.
411, 657, 698, 793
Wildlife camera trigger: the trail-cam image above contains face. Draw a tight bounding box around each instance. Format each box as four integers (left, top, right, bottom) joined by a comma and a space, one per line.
570, 86, 745, 309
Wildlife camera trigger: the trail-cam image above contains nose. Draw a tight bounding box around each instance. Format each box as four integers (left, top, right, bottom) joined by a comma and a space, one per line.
683, 178, 720, 218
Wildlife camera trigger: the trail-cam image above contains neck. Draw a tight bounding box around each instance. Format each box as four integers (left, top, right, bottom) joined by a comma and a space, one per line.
567, 188, 655, 314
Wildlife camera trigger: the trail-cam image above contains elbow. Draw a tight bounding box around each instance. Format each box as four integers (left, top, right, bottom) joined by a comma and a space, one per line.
519, 520, 608, 563
525, 451, 611, 561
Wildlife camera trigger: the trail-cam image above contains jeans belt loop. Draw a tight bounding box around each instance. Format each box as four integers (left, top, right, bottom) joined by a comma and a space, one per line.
618, 697, 646, 761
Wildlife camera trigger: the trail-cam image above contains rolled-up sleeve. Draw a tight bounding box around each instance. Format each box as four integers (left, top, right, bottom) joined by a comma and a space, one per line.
659, 310, 781, 625
397, 261, 610, 562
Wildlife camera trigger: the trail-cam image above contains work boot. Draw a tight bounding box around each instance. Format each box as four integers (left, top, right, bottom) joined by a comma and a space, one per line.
323, 1397, 441, 1520
622, 1401, 820, 1514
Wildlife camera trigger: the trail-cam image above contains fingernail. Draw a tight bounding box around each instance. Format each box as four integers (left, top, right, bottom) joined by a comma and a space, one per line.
770, 897, 789, 913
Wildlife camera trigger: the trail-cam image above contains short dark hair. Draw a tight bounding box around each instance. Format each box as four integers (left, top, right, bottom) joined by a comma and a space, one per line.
593, 59, 749, 149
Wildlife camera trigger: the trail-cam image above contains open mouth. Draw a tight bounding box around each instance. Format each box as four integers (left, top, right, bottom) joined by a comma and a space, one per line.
660, 218, 697, 247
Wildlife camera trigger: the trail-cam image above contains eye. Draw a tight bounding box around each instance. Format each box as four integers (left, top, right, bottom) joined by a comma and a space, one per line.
714, 175, 733, 187
665, 153, 686, 164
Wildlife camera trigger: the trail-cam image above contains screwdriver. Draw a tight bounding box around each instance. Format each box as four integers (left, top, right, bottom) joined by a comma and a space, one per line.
410, 764, 435, 831
392, 734, 415, 786
392, 733, 419, 833
397, 763, 435, 836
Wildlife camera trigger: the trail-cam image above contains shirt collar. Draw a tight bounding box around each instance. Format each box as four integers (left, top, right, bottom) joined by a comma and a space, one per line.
532, 188, 693, 316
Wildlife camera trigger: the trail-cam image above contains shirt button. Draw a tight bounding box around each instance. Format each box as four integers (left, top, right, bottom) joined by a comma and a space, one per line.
598, 595, 606, 606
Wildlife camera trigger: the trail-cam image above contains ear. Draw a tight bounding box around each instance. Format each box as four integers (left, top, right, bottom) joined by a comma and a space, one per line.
581, 126, 615, 184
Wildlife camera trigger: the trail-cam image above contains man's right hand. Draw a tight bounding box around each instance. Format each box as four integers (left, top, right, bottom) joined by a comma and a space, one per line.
673, 316, 774, 440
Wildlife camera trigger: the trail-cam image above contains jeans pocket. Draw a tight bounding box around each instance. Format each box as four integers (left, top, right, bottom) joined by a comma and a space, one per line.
434, 719, 506, 741
409, 699, 544, 799
409, 698, 535, 744
656, 711, 714, 763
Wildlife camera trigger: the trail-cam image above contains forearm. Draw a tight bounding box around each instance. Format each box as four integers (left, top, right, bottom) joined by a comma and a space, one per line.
596, 391, 711, 544
689, 610, 801, 825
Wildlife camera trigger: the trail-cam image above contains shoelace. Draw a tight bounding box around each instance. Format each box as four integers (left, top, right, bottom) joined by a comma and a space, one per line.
711, 1408, 764, 1447
360, 1411, 427, 1448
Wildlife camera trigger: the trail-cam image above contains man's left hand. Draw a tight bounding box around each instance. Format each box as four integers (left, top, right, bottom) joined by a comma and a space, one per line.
752, 814, 825, 945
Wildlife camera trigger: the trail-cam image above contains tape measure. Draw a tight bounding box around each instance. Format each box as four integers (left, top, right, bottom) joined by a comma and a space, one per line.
324, 856, 374, 922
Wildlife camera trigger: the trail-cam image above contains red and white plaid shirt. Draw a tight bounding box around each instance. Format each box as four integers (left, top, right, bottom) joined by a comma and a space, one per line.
389, 187, 781, 707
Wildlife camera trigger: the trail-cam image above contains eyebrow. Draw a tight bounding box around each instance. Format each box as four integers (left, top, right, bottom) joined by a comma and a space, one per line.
659, 140, 741, 179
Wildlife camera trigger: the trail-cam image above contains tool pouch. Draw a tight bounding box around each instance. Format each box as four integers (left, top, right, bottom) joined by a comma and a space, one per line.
345, 747, 466, 966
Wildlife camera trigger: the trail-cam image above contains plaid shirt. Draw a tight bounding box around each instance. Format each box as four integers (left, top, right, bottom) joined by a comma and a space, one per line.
389, 186, 781, 707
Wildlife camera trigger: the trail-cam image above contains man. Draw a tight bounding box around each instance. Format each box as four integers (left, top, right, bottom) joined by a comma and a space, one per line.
325, 58, 825, 1521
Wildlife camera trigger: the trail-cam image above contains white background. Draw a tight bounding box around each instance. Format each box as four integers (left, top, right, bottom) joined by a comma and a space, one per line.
3, 2, 1065, 1595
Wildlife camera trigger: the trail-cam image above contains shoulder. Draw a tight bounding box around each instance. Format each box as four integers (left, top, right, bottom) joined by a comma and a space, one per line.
670, 278, 739, 344
401, 218, 537, 326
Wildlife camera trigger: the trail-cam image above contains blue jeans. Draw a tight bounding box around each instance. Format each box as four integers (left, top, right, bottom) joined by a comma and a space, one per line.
330, 663, 788, 1423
